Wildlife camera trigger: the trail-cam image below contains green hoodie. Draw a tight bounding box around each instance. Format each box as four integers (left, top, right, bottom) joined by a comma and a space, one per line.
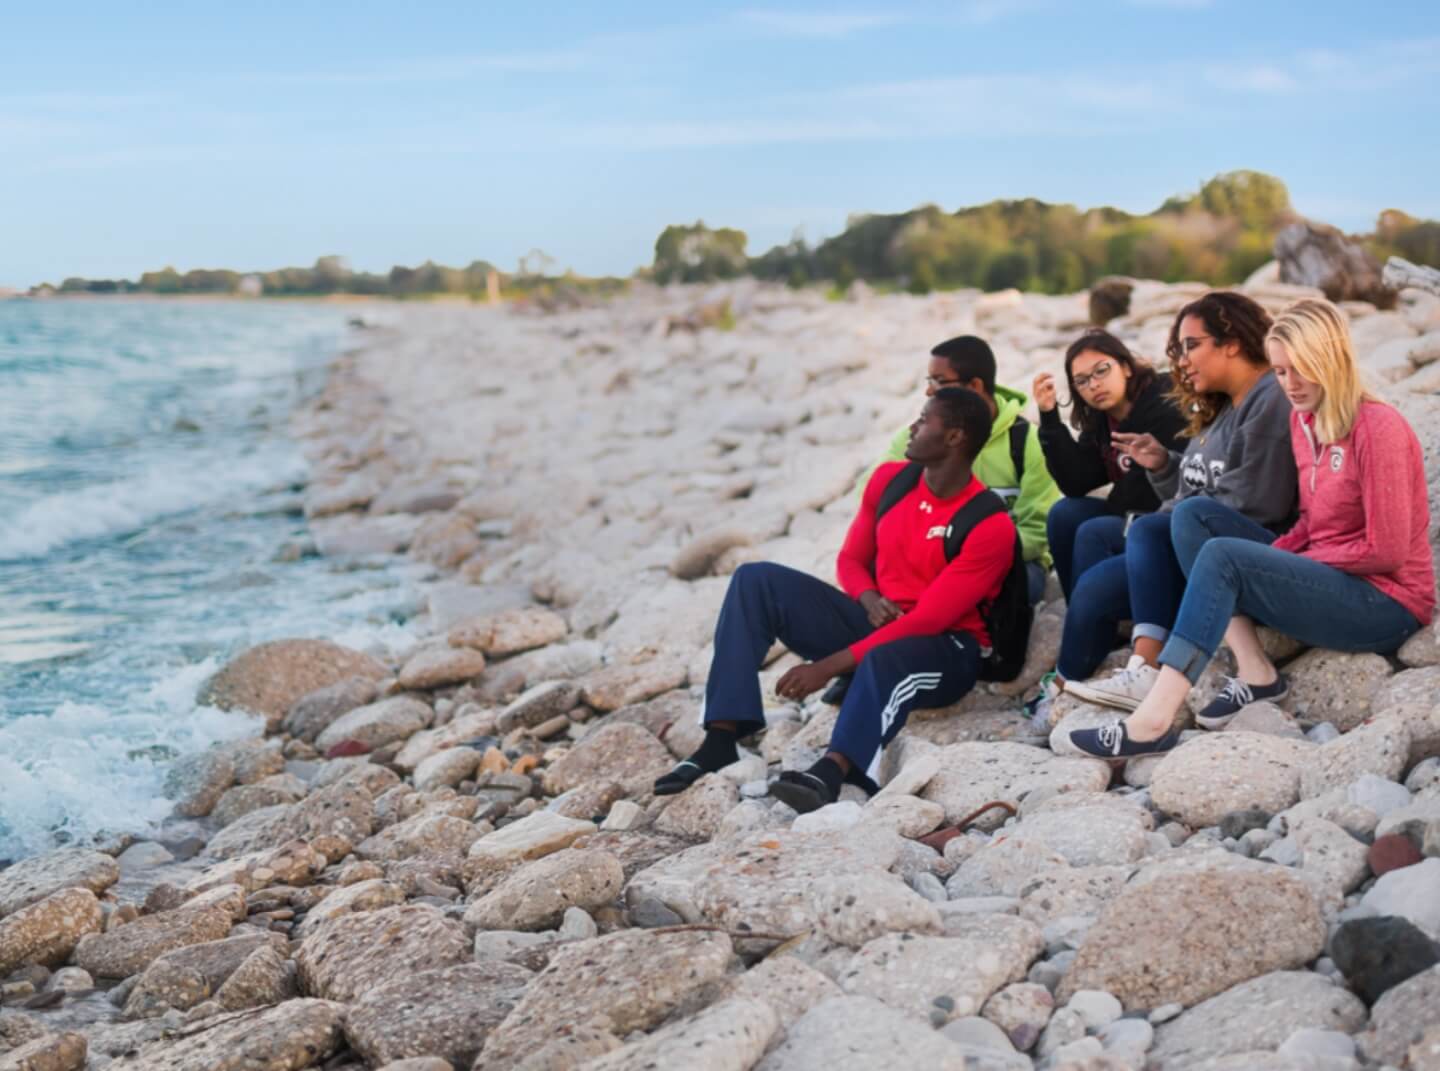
875, 383, 1060, 568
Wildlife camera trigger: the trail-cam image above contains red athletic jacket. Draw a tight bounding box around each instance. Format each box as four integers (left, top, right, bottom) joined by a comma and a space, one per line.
836, 462, 1015, 661
1273, 401, 1435, 627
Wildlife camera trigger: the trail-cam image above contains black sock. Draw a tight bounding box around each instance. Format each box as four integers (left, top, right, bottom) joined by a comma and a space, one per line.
685, 727, 739, 772
805, 756, 845, 799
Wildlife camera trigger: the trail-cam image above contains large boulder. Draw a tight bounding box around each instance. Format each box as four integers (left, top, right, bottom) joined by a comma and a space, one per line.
919, 742, 1111, 830
199, 639, 388, 730
314, 695, 433, 754
474, 929, 734, 1070
1150, 971, 1367, 1067
344, 961, 534, 1068
1275, 219, 1393, 307
1059, 867, 1325, 1010
73, 904, 234, 979
0, 888, 102, 975
0, 848, 118, 918
1149, 733, 1309, 828
1285, 649, 1393, 731
541, 722, 673, 797
294, 903, 470, 1003
463, 849, 624, 931
116, 997, 347, 1071
122, 933, 284, 1018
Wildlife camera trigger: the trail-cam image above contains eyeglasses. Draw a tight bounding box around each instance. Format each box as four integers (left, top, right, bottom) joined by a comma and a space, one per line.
1176, 336, 1216, 357
925, 375, 965, 389
1072, 361, 1116, 390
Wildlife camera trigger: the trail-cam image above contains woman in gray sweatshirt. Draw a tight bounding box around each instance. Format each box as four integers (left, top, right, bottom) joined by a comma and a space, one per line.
1060, 291, 1299, 712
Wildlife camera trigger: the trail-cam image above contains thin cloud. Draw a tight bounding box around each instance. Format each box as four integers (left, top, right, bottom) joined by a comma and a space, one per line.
1204, 64, 1298, 92
736, 10, 905, 37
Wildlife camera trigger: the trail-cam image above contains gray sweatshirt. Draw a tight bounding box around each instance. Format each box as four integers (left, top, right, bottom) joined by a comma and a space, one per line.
1150, 370, 1298, 532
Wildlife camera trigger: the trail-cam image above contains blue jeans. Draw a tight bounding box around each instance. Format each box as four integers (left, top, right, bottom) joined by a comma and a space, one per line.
1047, 496, 1126, 601
705, 562, 981, 789
1159, 538, 1421, 684
1126, 506, 1276, 644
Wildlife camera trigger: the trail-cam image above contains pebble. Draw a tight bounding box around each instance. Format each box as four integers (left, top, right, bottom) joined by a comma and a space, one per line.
559, 906, 598, 940
1065, 988, 1122, 1030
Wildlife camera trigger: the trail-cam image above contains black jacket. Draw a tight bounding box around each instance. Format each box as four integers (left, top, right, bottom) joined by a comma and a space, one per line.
1037, 373, 1188, 516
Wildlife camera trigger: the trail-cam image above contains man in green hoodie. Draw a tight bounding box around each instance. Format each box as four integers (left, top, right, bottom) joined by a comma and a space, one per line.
874, 335, 1060, 604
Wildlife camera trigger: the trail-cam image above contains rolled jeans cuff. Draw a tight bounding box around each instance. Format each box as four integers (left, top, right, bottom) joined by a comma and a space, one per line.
1157, 633, 1212, 685
1131, 623, 1171, 644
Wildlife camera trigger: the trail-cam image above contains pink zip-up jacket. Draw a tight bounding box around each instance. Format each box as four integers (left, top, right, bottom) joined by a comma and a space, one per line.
1272, 400, 1435, 626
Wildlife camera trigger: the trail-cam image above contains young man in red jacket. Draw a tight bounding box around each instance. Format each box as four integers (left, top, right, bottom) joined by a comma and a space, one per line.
654, 387, 1016, 812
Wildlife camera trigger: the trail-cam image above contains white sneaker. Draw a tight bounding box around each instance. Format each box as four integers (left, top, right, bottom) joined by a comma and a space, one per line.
1062, 655, 1160, 712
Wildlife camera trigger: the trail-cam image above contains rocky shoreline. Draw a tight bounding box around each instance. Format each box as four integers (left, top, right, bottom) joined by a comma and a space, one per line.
3, 277, 1440, 1070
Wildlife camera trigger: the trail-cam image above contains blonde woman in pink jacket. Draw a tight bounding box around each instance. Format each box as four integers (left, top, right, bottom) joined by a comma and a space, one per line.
1071, 298, 1435, 757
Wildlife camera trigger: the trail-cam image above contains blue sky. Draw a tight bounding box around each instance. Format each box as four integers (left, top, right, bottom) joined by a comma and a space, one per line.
2, 1, 1438, 289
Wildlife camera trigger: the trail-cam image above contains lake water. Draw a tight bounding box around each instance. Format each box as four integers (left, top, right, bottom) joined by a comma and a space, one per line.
0, 300, 426, 860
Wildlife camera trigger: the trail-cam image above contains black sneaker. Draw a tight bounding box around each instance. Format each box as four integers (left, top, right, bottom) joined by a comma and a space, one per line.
768, 769, 838, 814
820, 675, 852, 706
1069, 720, 1180, 758
1196, 674, 1289, 731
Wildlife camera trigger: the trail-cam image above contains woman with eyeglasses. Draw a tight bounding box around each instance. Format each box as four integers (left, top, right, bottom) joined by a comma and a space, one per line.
1070, 298, 1432, 757
1020, 330, 1188, 721
1047, 292, 1299, 719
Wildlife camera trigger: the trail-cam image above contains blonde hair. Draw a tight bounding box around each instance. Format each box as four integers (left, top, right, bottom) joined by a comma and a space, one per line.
1267, 298, 1377, 443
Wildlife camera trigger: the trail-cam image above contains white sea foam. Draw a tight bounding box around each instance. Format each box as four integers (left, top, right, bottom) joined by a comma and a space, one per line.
0, 445, 305, 560
0, 658, 264, 860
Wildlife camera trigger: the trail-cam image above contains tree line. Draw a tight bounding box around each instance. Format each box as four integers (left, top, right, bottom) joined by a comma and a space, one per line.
654, 170, 1440, 293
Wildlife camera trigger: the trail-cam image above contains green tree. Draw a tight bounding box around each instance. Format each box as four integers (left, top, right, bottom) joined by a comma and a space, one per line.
653, 222, 749, 284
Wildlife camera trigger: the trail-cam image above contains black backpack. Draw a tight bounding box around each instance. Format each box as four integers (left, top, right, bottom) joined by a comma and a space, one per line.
874, 462, 1033, 682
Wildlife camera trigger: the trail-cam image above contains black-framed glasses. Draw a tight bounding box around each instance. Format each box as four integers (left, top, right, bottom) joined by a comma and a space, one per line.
1072, 361, 1116, 390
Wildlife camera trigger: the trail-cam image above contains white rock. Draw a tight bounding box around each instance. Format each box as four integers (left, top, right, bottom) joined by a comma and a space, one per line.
1358, 857, 1440, 939
792, 800, 864, 834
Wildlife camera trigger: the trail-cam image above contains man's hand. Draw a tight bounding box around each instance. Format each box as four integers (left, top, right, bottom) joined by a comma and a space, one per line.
1032, 371, 1058, 413
858, 590, 904, 628
1111, 431, 1170, 472
775, 662, 833, 702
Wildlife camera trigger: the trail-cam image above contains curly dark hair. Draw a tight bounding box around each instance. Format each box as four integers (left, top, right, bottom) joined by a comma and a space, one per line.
1165, 291, 1273, 437
1063, 329, 1157, 436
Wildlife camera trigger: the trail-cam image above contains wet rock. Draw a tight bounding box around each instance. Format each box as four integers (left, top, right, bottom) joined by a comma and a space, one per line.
1151, 970, 1366, 1067
123, 933, 284, 1017
118, 996, 346, 1071
463, 849, 623, 931
474, 929, 733, 1069
398, 647, 487, 690
578, 660, 688, 713
1300, 717, 1410, 798
213, 943, 293, 1011
756, 995, 975, 1069
1149, 733, 1308, 828
838, 918, 1042, 1024
164, 750, 237, 819
448, 607, 568, 656
0, 1032, 86, 1071
1059, 868, 1324, 1010
919, 742, 1111, 830
1357, 965, 1440, 1066
294, 879, 405, 937
597, 998, 780, 1071
811, 872, 941, 947
282, 676, 381, 743
295, 903, 469, 1003
0, 889, 102, 975
314, 696, 433, 755
200, 638, 388, 730
1329, 916, 1440, 1004
345, 961, 533, 1068
654, 774, 738, 839
540, 722, 673, 797
73, 904, 233, 979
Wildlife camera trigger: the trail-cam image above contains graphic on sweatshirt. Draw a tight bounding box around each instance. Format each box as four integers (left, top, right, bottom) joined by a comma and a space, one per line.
1180, 453, 1227, 492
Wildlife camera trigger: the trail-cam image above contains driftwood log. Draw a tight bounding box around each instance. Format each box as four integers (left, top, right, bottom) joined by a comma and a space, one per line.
1384, 256, 1440, 298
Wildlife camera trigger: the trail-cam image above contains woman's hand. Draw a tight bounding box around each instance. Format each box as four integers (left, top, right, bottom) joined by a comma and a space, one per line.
858, 590, 904, 628
1032, 371, 1058, 413
1111, 431, 1170, 471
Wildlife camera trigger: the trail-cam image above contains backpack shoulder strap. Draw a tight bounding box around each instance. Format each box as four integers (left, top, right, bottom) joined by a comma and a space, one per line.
942, 489, 1010, 561
1008, 416, 1029, 486
874, 462, 924, 522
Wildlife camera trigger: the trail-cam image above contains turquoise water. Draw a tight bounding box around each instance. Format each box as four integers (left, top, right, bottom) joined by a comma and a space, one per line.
0, 301, 426, 860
